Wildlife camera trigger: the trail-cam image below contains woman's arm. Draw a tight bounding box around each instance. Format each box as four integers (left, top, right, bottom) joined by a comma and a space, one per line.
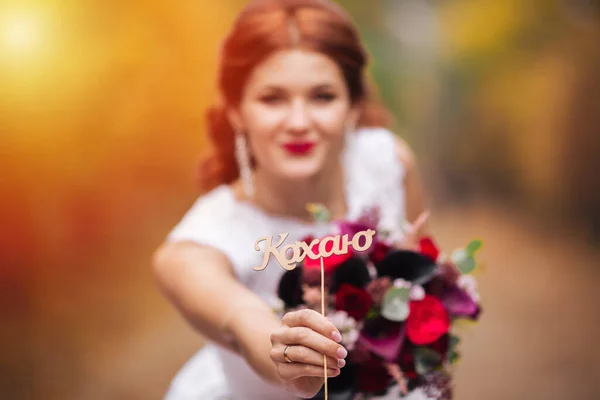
153, 240, 346, 398
152, 241, 282, 384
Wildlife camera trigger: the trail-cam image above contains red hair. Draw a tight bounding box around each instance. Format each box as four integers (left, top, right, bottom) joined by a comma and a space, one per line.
198, 0, 393, 193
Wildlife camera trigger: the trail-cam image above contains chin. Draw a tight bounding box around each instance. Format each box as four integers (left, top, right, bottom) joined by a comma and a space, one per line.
276, 160, 324, 182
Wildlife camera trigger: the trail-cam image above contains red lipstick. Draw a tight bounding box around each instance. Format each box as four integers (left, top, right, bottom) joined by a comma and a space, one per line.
282, 142, 315, 155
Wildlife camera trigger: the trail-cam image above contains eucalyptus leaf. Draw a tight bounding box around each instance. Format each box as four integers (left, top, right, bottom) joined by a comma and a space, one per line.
457, 255, 476, 274
384, 287, 410, 303
451, 249, 467, 265
381, 289, 410, 321
466, 239, 483, 255
414, 347, 443, 375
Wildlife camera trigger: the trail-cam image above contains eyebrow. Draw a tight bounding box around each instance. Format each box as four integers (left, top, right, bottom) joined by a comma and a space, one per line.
259, 83, 338, 92
311, 84, 337, 91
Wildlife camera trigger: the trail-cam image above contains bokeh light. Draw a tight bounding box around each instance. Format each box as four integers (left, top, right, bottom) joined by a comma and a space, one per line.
2, 1, 599, 399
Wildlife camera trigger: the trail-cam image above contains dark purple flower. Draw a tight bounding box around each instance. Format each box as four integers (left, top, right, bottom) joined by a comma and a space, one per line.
358, 325, 406, 363
439, 285, 480, 319
337, 221, 376, 238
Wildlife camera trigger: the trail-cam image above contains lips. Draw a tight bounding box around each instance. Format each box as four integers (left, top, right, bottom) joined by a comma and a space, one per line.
282, 142, 315, 155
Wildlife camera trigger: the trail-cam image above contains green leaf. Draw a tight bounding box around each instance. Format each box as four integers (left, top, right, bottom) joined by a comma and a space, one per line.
448, 350, 460, 365
446, 335, 461, 364
457, 256, 476, 274
449, 334, 460, 349
384, 286, 410, 302
381, 288, 410, 321
452, 249, 476, 274
414, 347, 443, 375
466, 239, 483, 255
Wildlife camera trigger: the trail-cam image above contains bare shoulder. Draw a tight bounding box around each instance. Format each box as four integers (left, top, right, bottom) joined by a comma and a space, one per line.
393, 135, 417, 172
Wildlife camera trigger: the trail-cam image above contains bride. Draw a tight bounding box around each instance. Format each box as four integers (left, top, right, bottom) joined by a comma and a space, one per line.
153, 0, 436, 398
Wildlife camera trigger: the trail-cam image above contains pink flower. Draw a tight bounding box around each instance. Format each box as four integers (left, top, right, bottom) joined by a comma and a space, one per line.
457, 274, 480, 303
409, 285, 425, 301
393, 278, 411, 289
327, 310, 360, 351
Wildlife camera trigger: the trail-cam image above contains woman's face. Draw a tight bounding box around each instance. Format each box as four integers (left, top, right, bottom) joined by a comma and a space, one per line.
229, 49, 360, 182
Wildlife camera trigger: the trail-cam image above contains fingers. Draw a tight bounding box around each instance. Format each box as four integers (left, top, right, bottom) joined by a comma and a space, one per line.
276, 362, 341, 381
270, 309, 348, 385
278, 326, 347, 361
282, 309, 341, 343
271, 344, 344, 369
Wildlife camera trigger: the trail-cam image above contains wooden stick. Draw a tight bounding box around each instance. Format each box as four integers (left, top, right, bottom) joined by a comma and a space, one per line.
321, 256, 328, 400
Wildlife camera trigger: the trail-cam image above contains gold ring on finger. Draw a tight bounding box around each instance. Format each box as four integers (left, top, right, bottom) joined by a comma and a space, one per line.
283, 345, 293, 363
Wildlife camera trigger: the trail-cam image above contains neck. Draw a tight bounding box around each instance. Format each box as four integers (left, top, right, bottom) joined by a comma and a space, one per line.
248, 160, 347, 223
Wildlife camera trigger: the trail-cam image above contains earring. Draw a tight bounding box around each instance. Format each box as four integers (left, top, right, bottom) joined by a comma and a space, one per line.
235, 131, 254, 199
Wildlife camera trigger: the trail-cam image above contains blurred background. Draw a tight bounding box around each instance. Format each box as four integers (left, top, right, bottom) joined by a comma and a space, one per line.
1, 0, 599, 399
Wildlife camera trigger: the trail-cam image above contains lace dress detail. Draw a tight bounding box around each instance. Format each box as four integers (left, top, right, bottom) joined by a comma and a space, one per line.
164, 127, 434, 399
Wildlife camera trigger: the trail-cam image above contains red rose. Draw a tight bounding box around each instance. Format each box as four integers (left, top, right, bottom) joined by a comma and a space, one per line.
356, 354, 393, 394
370, 241, 391, 264
335, 283, 373, 321
419, 237, 440, 262
304, 236, 353, 274
406, 295, 450, 345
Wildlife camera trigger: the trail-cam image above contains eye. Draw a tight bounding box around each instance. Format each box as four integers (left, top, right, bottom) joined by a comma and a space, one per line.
313, 92, 337, 102
259, 93, 284, 105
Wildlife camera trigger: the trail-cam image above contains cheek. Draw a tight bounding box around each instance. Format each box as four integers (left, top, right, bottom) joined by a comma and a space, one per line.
244, 103, 286, 134
242, 105, 284, 162
311, 103, 349, 136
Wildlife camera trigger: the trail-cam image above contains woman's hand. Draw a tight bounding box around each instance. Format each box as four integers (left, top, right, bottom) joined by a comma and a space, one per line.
270, 309, 348, 399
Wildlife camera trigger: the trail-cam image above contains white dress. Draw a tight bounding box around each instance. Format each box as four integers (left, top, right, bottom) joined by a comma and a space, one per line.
164, 127, 436, 400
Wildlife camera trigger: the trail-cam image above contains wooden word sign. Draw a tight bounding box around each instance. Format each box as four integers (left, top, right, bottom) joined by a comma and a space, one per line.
254, 229, 376, 271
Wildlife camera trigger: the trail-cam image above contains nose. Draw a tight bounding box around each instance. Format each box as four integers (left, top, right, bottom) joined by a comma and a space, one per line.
286, 99, 310, 135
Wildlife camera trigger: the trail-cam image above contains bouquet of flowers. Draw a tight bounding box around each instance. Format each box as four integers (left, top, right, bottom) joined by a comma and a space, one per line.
268, 206, 483, 399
